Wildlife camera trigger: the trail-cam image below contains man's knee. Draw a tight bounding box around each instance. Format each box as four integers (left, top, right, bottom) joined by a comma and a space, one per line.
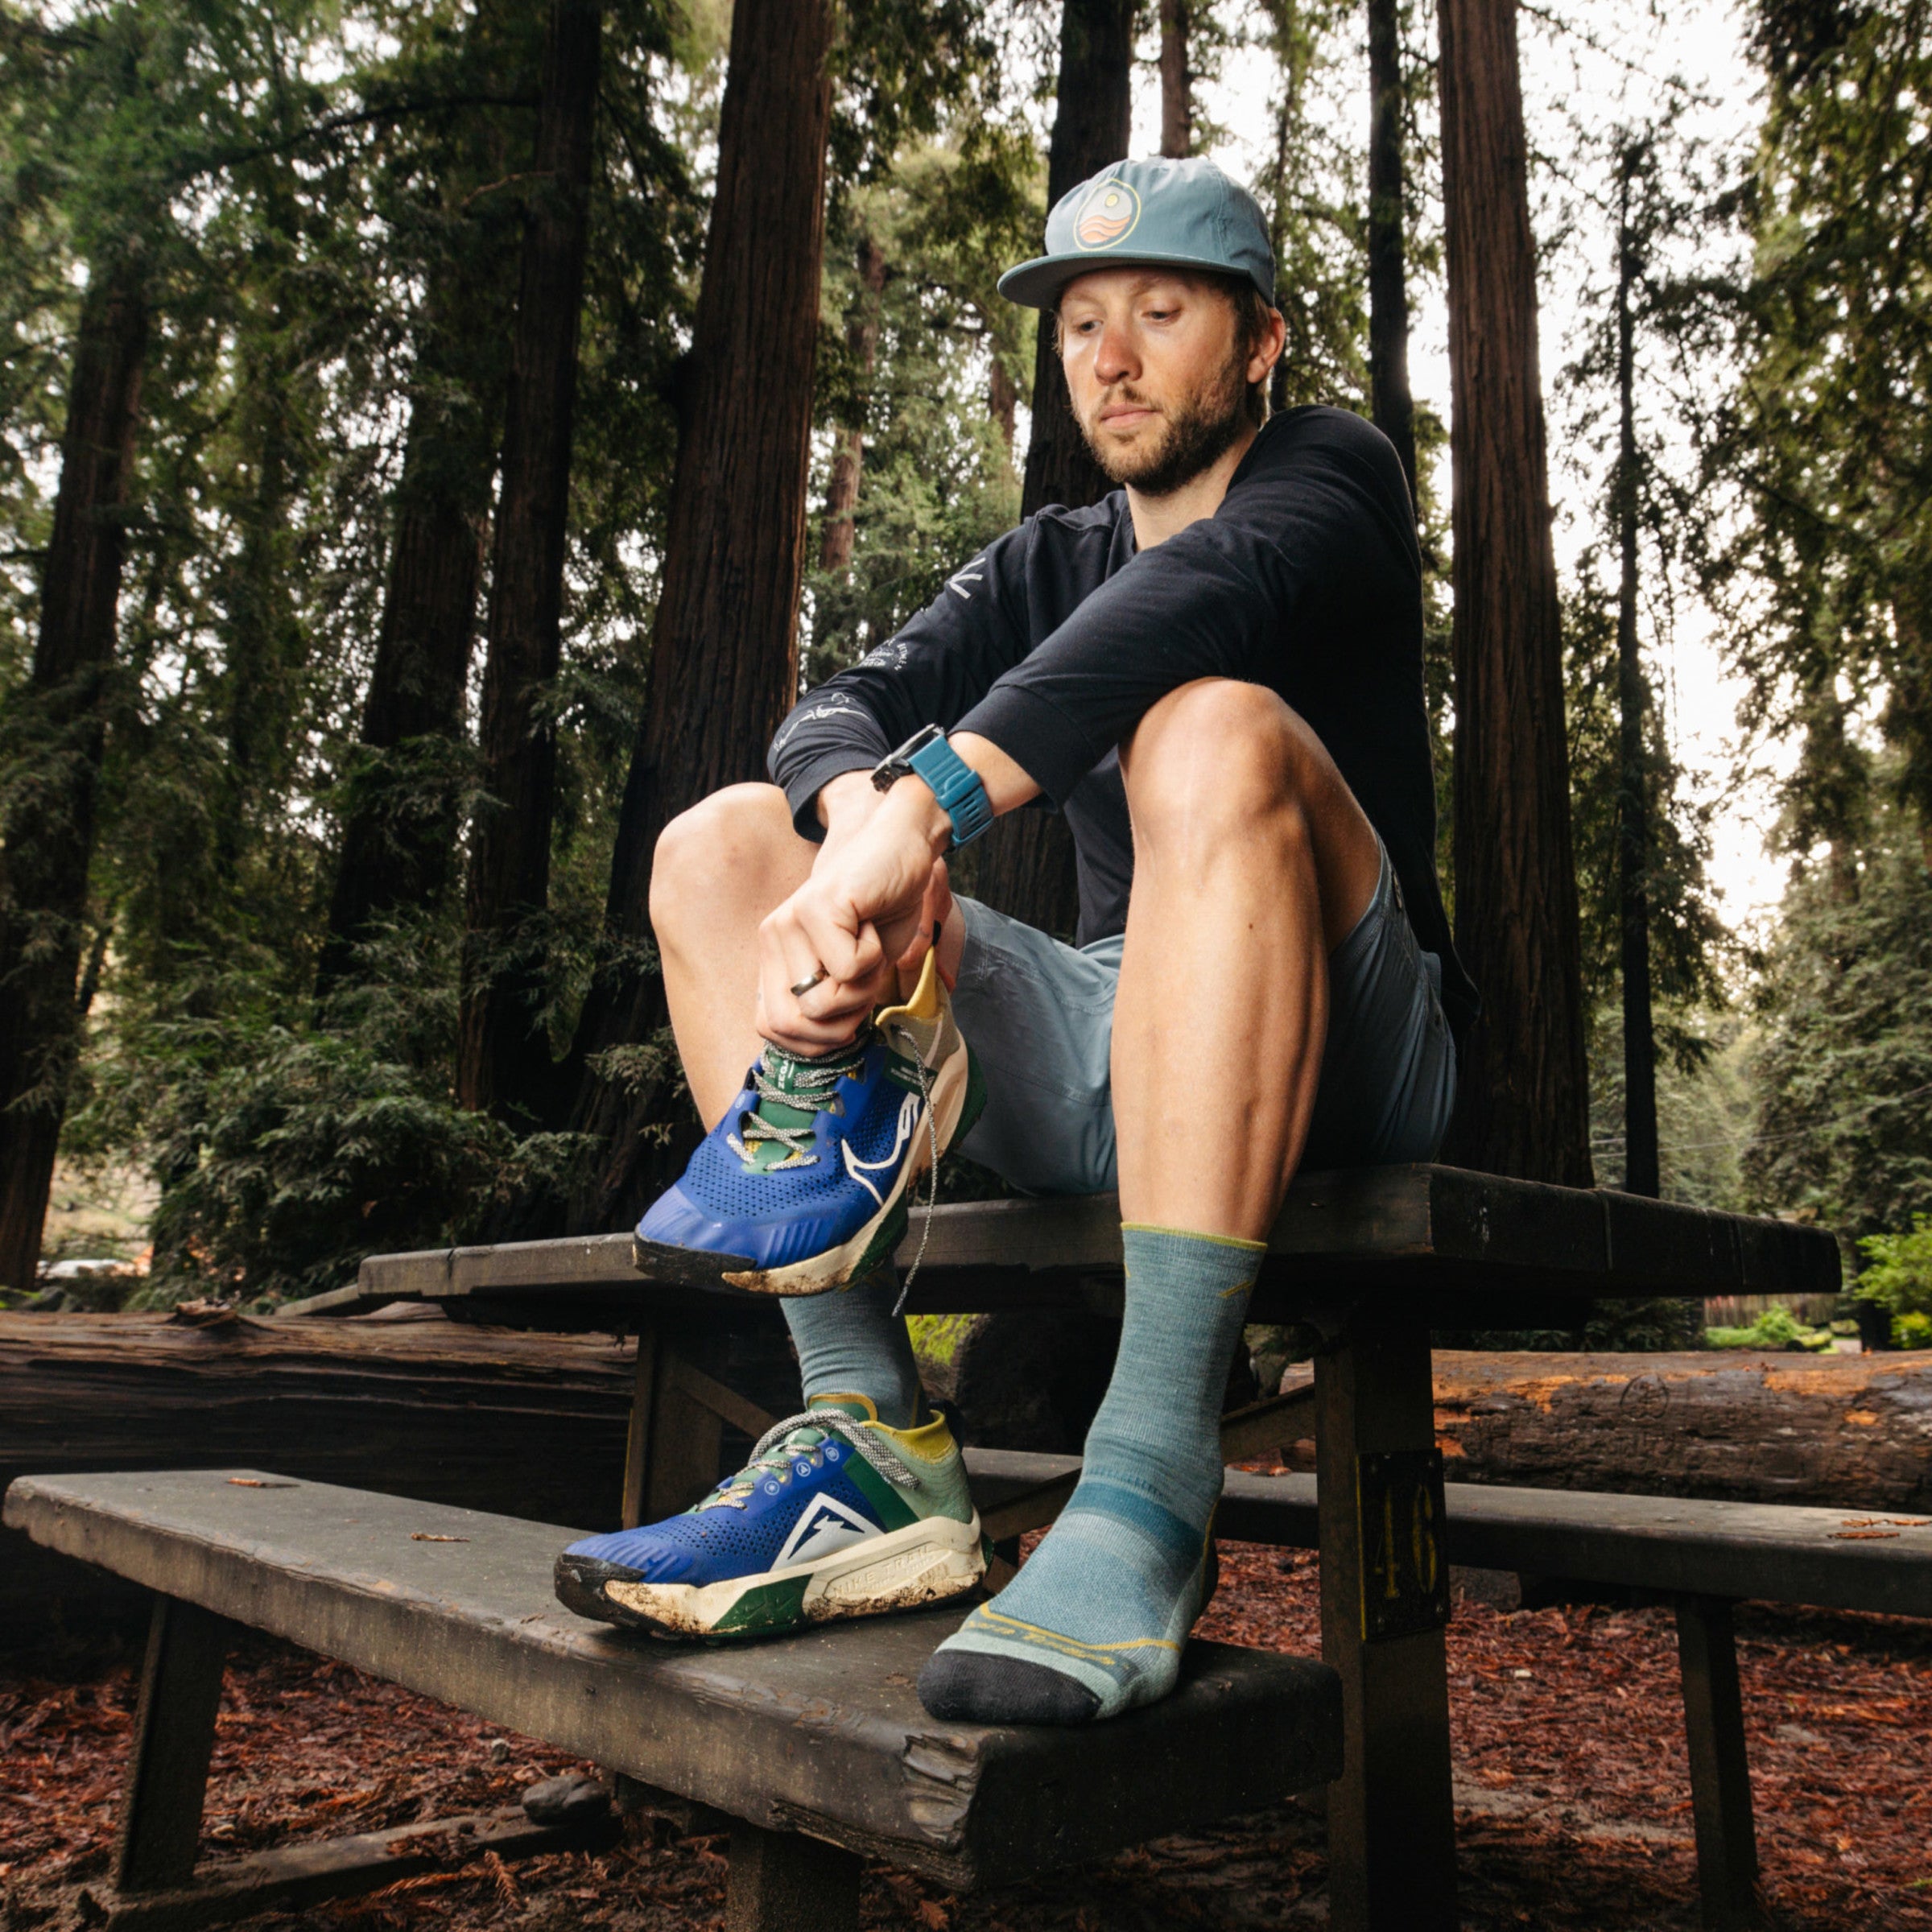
1123, 679, 1317, 846
649, 783, 796, 931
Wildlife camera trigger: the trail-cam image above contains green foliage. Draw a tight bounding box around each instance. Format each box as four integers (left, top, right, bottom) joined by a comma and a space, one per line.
1704, 1302, 1832, 1351
1854, 1215, 1932, 1349
1708, 0, 1932, 861
1744, 788, 1932, 1241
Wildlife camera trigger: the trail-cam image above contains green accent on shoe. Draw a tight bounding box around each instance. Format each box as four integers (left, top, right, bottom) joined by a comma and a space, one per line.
707, 1571, 811, 1635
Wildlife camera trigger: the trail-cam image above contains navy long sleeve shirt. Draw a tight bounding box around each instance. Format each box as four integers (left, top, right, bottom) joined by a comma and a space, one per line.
768, 404, 1477, 1049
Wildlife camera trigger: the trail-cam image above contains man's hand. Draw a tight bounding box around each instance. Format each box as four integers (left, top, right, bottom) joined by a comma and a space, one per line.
758, 775, 954, 1053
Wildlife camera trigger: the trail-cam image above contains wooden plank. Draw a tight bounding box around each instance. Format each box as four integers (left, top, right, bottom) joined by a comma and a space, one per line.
275, 1283, 395, 1319
380, 1166, 1835, 1315
357, 1246, 455, 1301
115, 1597, 233, 1893
1675, 1596, 1762, 1930
671, 1355, 780, 1442
995, 1459, 1930, 1618
723, 1823, 861, 1932
5, 1470, 1341, 1892
86, 1805, 617, 1932
1315, 1321, 1457, 1932
647, 1337, 728, 1518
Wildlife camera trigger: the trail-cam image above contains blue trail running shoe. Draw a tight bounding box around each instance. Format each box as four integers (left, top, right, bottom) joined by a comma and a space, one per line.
634, 947, 985, 1297
553, 1399, 986, 1638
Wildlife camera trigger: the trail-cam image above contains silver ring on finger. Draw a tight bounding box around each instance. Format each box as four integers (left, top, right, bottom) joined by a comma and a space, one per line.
789, 964, 829, 999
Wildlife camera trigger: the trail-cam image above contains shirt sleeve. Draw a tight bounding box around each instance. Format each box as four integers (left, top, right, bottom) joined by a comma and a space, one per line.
955, 420, 1414, 807
767, 528, 1036, 839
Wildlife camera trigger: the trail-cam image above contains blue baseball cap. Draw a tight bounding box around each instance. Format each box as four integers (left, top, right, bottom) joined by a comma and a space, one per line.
998, 155, 1276, 310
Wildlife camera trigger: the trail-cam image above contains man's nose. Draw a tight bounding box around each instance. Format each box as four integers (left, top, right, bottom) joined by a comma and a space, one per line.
1093, 317, 1137, 386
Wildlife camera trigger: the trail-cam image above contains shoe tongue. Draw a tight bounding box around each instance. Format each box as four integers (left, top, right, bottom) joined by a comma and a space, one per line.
807, 1395, 877, 1425
742, 1046, 840, 1170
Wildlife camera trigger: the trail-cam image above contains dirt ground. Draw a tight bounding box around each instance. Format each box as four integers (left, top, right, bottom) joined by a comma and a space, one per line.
2, 1542, 1928, 1931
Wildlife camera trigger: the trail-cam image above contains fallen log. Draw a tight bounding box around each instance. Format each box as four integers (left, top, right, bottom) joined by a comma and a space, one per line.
1261, 1351, 1932, 1513
0, 1309, 736, 1644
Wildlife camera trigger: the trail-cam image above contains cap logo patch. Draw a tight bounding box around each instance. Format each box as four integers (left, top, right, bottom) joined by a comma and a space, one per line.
1074, 178, 1141, 251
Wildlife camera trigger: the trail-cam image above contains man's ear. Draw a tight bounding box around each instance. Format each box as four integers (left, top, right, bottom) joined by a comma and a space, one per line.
1249, 305, 1288, 388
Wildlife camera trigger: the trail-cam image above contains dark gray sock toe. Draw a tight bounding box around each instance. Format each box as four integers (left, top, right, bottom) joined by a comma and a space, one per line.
917, 1649, 1101, 1725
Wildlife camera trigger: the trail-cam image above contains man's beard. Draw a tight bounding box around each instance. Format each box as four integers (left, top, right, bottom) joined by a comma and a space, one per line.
1080, 346, 1249, 497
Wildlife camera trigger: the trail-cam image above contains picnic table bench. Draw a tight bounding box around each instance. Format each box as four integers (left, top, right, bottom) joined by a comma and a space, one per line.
3, 1469, 1341, 1931
16, 1164, 1841, 1932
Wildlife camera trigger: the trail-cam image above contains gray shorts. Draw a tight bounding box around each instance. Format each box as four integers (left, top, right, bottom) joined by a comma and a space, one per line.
950, 844, 1457, 1195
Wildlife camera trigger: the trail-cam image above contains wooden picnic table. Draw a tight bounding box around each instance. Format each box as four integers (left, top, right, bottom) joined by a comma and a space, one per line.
324, 1162, 1838, 1932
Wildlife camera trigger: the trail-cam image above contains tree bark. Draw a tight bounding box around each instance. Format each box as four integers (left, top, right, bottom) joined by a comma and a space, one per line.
1159, 0, 1191, 159
1436, 0, 1592, 1186
973, 0, 1133, 939
561, 0, 836, 1232
0, 260, 147, 1291
1366, 0, 1417, 497
817, 233, 887, 575
319, 245, 513, 997
456, 0, 602, 1121
989, 356, 1018, 452
1614, 155, 1659, 1198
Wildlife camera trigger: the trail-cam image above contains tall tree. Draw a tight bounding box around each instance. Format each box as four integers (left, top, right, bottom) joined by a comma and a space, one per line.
819, 229, 889, 574
1365, 0, 1416, 494
456, 0, 603, 1121
1159, 0, 1191, 159
1611, 138, 1658, 1197
0, 258, 147, 1290
969, 0, 1132, 938
564, 0, 837, 1231
318, 16, 529, 997
1436, 0, 1591, 1185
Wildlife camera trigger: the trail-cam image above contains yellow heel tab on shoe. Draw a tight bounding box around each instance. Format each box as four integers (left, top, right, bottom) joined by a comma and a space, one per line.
873, 1410, 956, 1463
878, 945, 944, 1028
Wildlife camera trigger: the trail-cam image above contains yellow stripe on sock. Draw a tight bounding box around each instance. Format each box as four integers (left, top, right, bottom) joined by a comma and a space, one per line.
1121, 1222, 1268, 1253
972, 1605, 1181, 1659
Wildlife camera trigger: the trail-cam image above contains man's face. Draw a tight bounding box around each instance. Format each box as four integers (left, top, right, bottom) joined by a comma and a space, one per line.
1056, 269, 1268, 497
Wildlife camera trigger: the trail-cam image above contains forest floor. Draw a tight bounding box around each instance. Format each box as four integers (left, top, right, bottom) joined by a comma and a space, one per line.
2, 1543, 1928, 1932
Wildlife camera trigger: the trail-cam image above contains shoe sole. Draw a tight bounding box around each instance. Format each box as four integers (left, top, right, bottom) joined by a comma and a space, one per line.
632, 1043, 985, 1300
554, 1510, 987, 1641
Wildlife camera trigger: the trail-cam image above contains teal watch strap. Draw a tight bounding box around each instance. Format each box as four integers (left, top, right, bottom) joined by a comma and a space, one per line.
906, 730, 994, 848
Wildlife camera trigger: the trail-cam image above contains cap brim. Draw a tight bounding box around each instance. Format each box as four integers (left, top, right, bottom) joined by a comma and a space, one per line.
997, 249, 1272, 308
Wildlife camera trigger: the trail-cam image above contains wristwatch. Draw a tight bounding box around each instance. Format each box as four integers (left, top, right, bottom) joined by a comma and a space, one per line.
871, 724, 994, 848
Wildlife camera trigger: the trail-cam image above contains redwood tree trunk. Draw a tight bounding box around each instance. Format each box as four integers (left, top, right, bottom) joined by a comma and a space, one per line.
0, 260, 147, 1290
1366, 0, 1418, 497
1614, 158, 1659, 1198
563, 0, 836, 1232
1436, 0, 1592, 1186
1159, 0, 1191, 158
319, 251, 511, 996
817, 233, 887, 575
972, 0, 1132, 939
456, 0, 601, 1121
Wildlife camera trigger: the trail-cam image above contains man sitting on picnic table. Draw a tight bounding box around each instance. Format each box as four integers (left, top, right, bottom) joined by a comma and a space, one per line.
555, 156, 1476, 1726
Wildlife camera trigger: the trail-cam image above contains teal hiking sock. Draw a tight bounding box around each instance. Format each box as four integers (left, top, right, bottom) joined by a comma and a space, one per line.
782, 1266, 923, 1430
919, 1224, 1261, 1724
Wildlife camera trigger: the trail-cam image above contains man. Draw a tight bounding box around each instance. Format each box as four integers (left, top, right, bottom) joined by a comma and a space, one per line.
555, 157, 1475, 1725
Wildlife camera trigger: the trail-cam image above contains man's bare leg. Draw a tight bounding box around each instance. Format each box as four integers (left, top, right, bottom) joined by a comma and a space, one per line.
649, 784, 818, 1130
919, 678, 1382, 1725
1112, 677, 1381, 1236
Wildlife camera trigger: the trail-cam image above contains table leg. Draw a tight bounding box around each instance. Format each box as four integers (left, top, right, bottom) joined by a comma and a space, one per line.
724, 1822, 861, 1932
621, 1321, 731, 1527
620, 1321, 660, 1529
1675, 1595, 1761, 1930
114, 1596, 233, 1893
1314, 1318, 1456, 1932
